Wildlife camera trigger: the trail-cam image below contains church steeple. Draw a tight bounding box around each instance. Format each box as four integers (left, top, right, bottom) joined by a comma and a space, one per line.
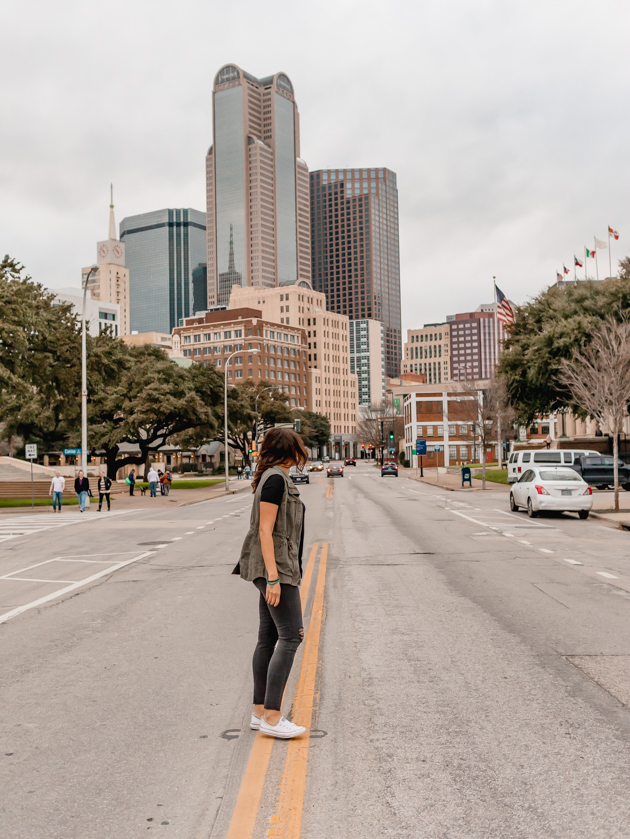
108, 183, 117, 241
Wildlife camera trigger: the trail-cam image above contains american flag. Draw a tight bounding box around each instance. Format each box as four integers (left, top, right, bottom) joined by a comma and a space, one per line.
495, 284, 515, 325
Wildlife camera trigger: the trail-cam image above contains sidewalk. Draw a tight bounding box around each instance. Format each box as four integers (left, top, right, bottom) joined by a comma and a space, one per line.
405, 468, 510, 493
0, 478, 252, 514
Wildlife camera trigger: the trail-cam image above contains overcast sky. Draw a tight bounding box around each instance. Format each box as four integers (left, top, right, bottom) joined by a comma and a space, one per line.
2, 0, 629, 332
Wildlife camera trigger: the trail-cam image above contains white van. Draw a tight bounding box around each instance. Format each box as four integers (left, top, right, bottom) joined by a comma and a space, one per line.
507, 449, 600, 483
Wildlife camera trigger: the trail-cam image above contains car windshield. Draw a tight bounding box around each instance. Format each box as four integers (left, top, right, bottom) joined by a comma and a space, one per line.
539, 470, 583, 481
289, 466, 304, 474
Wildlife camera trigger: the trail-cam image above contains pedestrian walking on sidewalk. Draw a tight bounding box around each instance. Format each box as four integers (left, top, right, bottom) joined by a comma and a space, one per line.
237, 465, 243, 480
233, 427, 308, 741
244, 464, 251, 480
49, 471, 65, 512
147, 466, 159, 497
160, 470, 172, 496
128, 469, 136, 496
74, 470, 90, 512
97, 471, 112, 511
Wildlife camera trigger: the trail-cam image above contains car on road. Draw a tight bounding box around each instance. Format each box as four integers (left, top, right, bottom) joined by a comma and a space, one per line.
344, 457, 356, 466
322, 456, 330, 463
569, 454, 630, 490
309, 461, 324, 472
381, 461, 399, 477
326, 463, 344, 477
507, 448, 600, 483
289, 465, 309, 484
509, 466, 593, 518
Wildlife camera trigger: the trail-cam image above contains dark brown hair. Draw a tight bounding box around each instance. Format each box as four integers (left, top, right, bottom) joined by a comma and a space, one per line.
251, 427, 309, 491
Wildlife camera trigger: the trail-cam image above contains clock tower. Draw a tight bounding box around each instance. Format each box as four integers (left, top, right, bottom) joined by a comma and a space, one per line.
82, 185, 130, 335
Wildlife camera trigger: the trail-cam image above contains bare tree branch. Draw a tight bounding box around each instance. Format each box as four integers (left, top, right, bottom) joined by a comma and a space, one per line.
558, 315, 630, 512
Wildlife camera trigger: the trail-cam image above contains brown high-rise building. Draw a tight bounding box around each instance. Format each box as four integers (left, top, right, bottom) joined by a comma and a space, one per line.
205, 64, 311, 308
309, 168, 402, 380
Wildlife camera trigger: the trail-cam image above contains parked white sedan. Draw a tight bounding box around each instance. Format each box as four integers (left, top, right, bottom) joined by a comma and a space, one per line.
509, 466, 593, 519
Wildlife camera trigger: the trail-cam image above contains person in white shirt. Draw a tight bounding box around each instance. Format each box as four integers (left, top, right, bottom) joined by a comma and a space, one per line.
147, 466, 159, 498
49, 472, 65, 512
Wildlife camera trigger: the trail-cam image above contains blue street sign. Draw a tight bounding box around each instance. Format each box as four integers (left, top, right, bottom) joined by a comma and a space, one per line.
64, 448, 81, 455
434, 447, 442, 453
415, 439, 427, 456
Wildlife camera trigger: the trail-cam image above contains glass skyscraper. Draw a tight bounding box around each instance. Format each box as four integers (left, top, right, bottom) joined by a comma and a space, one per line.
206, 64, 311, 308
120, 208, 206, 334
310, 168, 402, 379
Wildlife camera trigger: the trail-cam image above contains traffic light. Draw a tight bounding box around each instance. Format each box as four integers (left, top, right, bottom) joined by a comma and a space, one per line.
389, 431, 395, 441
293, 418, 301, 433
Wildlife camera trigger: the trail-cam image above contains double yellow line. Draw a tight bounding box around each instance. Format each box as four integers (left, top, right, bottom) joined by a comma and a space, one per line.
225, 541, 328, 839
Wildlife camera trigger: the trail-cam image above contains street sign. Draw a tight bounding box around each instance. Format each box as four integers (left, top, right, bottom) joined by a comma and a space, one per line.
389, 447, 395, 453
64, 448, 81, 456
434, 447, 442, 453
415, 439, 427, 456
25, 444, 38, 460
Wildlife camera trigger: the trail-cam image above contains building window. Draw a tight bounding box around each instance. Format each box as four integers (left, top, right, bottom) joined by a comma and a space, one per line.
224, 331, 232, 339
449, 446, 457, 460
183, 349, 191, 357
194, 334, 201, 343
193, 348, 201, 356
448, 425, 456, 435
235, 370, 243, 378
459, 425, 467, 435
184, 336, 191, 344
427, 425, 434, 436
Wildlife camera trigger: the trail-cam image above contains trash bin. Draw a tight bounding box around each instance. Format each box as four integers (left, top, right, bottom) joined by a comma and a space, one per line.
461, 466, 472, 487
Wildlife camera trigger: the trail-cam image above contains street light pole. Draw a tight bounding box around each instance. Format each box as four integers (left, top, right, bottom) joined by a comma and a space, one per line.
224, 348, 259, 493
81, 266, 99, 475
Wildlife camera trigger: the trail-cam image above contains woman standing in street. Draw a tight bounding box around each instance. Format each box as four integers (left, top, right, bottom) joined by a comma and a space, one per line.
74, 470, 90, 512
234, 427, 308, 740
128, 469, 136, 497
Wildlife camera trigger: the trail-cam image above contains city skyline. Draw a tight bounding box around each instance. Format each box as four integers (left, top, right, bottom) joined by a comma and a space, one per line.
4, 1, 630, 335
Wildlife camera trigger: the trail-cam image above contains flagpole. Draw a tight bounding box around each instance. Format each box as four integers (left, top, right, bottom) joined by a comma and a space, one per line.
574, 257, 576, 282
584, 246, 588, 281
609, 228, 612, 278
594, 238, 599, 281
493, 278, 502, 468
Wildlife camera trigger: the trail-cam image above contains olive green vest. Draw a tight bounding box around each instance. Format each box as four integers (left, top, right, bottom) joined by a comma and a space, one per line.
234, 466, 303, 586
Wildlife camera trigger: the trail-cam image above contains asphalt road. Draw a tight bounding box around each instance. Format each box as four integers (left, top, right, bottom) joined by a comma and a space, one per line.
1, 462, 629, 838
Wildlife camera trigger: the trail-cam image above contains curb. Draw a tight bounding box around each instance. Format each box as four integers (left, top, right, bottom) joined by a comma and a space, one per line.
588, 511, 630, 531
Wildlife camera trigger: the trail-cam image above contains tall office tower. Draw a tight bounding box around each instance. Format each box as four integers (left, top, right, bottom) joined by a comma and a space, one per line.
447, 303, 508, 381
119, 208, 206, 334
309, 167, 402, 379
206, 64, 311, 308
402, 323, 450, 383
82, 192, 130, 335
349, 319, 385, 406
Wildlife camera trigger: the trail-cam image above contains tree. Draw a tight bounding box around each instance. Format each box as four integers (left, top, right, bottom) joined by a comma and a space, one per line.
89, 345, 224, 479
296, 411, 331, 451
357, 403, 395, 462
220, 380, 292, 467
499, 276, 630, 422
558, 315, 630, 512
0, 257, 82, 451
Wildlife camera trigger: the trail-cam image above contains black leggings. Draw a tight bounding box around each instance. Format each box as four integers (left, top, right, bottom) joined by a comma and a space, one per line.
252, 578, 303, 711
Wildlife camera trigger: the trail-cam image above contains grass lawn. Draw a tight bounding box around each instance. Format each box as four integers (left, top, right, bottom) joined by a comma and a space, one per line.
0, 498, 80, 508
472, 468, 509, 484
133, 478, 223, 490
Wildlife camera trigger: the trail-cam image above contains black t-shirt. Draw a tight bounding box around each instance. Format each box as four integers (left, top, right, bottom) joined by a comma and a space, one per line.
260, 473, 305, 575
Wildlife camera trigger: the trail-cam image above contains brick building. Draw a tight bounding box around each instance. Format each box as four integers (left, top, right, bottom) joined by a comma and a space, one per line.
172, 308, 311, 410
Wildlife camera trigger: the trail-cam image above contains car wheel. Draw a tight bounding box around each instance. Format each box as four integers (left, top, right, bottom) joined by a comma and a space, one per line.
510, 493, 519, 512
578, 510, 589, 520
527, 497, 537, 518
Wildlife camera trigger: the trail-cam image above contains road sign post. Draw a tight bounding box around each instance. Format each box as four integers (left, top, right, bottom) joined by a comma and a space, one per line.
25, 444, 37, 509
434, 446, 442, 482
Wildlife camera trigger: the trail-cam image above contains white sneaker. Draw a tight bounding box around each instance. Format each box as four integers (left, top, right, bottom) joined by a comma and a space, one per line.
250, 714, 261, 730
259, 716, 306, 739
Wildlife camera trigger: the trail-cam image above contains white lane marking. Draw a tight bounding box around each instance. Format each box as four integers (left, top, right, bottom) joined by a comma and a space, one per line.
504, 533, 514, 537
196, 526, 204, 529
0, 551, 155, 625
185, 531, 194, 534
597, 571, 618, 579
171, 537, 182, 541
563, 559, 583, 565
8, 577, 76, 584
154, 544, 168, 548
540, 549, 553, 553
519, 540, 531, 545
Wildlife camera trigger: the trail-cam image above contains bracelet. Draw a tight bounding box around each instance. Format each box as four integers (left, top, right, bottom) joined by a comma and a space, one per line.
267, 578, 279, 586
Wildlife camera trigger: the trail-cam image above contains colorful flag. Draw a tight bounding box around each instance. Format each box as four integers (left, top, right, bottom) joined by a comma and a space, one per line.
556, 272, 563, 282
586, 248, 596, 258
495, 284, 515, 325
563, 265, 570, 274
594, 237, 607, 249
575, 256, 584, 267
609, 226, 619, 240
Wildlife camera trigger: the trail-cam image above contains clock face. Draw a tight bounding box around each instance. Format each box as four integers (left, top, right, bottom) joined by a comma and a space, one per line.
98, 244, 109, 259
113, 244, 123, 259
